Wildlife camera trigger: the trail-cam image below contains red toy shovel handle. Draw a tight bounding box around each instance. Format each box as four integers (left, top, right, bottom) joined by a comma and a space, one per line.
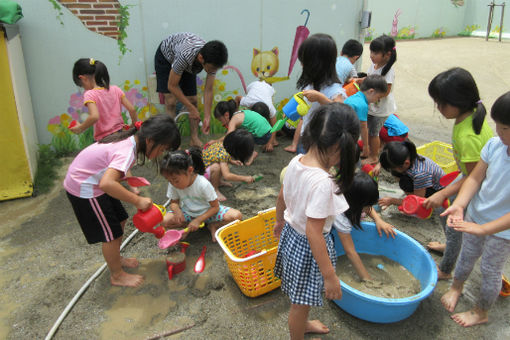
194, 246, 207, 273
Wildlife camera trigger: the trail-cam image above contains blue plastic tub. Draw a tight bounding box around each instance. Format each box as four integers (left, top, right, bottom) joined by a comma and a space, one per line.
332, 222, 437, 323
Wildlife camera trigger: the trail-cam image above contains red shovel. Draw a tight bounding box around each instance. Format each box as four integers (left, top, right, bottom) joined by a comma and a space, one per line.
194, 246, 207, 273
121, 176, 151, 187
439, 171, 460, 187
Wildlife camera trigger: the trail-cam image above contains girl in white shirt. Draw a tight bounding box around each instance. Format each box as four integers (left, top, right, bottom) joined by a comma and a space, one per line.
273, 102, 359, 338
160, 147, 242, 242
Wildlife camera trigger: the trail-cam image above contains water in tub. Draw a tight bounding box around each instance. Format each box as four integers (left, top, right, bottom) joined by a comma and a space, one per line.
336, 254, 421, 299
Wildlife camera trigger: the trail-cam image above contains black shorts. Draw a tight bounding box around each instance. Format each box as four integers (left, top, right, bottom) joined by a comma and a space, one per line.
398, 174, 438, 197
154, 44, 197, 96
66, 192, 128, 244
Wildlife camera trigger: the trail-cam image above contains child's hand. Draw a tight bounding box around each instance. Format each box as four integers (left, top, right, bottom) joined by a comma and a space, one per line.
324, 274, 342, 300
376, 220, 397, 239
187, 219, 202, 232
441, 205, 464, 226
423, 191, 445, 209
378, 197, 394, 209
450, 220, 485, 236
372, 162, 381, 177
174, 211, 185, 225
263, 142, 274, 153
69, 123, 83, 134
231, 159, 243, 166
273, 220, 285, 239
243, 176, 255, 184
302, 89, 329, 104
135, 196, 153, 211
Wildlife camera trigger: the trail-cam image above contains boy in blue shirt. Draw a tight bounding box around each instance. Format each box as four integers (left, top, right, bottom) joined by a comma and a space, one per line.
336, 39, 363, 84
344, 75, 388, 158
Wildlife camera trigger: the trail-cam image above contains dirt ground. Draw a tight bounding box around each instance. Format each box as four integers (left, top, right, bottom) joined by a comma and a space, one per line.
1, 37, 510, 339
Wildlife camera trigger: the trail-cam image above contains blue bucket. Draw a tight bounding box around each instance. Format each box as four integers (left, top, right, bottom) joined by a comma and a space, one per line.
282, 95, 301, 121
332, 222, 437, 323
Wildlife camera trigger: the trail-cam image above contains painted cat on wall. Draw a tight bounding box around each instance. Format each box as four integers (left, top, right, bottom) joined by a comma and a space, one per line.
251, 47, 279, 79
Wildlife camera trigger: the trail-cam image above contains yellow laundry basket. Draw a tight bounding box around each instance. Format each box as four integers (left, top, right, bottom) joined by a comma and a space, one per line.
417, 141, 458, 173
215, 208, 281, 297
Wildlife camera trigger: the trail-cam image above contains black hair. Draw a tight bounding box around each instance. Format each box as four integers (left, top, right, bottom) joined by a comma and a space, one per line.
379, 140, 424, 172
341, 39, 363, 58
250, 102, 270, 121
491, 91, 510, 126
428, 67, 487, 134
344, 172, 379, 230
223, 129, 254, 165
214, 99, 238, 120
297, 33, 341, 91
200, 40, 228, 68
160, 147, 205, 176
72, 58, 110, 89
369, 35, 397, 76
99, 114, 181, 166
301, 102, 360, 193
357, 72, 367, 78
359, 74, 388, 93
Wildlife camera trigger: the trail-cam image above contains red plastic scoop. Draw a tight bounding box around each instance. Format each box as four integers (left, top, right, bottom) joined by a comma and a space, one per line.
122, 176, 151, 187
439, 171, 460, 187
158, 223, 205, 249
194, 246, 207, 273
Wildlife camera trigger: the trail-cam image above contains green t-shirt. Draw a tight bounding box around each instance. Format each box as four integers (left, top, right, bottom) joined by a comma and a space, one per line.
238, 110, 271, 138
452, 115, 493, 175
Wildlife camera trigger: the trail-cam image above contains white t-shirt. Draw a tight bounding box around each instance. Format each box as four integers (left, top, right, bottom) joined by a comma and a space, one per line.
367, 63, 396, 117
333, 213, 353, 234
301, 83, 347, 135
166, 174, 217, 216
63, 136, 136, 198
240, 80, 276, 118
466, 137, 510, 240
283, 155, 349, 235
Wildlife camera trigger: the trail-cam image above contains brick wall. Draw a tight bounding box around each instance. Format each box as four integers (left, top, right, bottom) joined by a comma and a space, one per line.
58, 0, 121, 39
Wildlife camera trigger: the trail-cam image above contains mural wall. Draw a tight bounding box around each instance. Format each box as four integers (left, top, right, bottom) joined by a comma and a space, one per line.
15, 0, 363, 151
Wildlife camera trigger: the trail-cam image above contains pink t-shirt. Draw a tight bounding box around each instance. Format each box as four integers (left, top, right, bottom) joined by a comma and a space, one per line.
64, 136, 137, 198
83, 85, 126, 141
282, 155, 349, 235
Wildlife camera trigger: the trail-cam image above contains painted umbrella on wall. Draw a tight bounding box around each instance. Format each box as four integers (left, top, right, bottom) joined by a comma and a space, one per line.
287, 9, 311, 77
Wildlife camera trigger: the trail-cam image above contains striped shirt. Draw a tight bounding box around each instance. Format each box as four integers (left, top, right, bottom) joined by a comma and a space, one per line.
160, 32, 205, 75
405, 156, 445, 191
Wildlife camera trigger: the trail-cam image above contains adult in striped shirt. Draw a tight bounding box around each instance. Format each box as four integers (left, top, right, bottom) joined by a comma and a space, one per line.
155, 32, 228, 147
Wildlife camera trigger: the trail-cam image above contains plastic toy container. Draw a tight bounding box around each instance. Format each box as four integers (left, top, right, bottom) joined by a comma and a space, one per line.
417, 141, 458, 173
215, 208, 280, 297
332, 222, 437, 323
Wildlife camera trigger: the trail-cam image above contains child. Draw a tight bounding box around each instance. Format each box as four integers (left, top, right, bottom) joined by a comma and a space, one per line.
344, 74, 388, 159
364, 34, 397, 166
160, 148, 242, 242
440, 91, 510, 327
235, 80, 279, 151
213, 99, 272, 162
202, 129, 257, 201
284, 33, 347, 154
424, 67, 493, 266
64, 114, 181, 287
274, 103, 360, 338
71, 58, 139, 193
334, 172, 396, 281
335, 39, 363, 84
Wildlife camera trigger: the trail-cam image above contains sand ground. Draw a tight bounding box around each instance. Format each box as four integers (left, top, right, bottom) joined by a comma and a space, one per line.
1, 37, 510, 339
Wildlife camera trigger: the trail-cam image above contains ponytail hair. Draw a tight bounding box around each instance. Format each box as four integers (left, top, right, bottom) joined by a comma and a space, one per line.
100, 114, 181, 166
344, 172, 379, 230
160, 147, 205, 176
72, 58, 110, 89
379, 140, 423, 172
214, 99, 238, 120
369, 35, 397, 76
428, 67, 486, 134
301, 102, 360, 193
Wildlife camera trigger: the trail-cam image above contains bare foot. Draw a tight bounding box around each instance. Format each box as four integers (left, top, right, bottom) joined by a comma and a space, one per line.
110, 271, 144, 287
220, 180, 232, 187
441, 286, 463, 312
208, 225, 218, 243
215, 190, 227, 202
120, 257, 139, 268
129, 186, 141, 195
427, 241, 445, 254
451, 307, 488, 327
272, 140, 279, 147
284, 145, 297, 153
305, 320, 329, 334
437, 266, 452, 280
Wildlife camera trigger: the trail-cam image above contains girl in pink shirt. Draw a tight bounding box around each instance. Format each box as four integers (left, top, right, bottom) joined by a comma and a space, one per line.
70, 58, 140, 192
64, 114, 180, 287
